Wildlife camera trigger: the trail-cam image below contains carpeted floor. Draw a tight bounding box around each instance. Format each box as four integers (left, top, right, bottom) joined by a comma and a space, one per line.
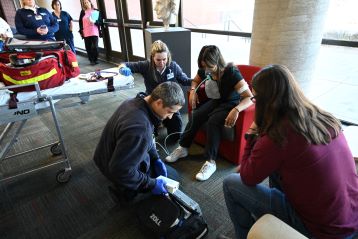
0, 55, 237, 239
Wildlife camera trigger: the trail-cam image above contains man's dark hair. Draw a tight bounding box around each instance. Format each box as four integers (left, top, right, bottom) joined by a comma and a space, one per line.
151, 82, 185, 107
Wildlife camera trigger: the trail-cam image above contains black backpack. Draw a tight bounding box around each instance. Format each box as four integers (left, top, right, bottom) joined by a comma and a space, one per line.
137, 192, 208, 239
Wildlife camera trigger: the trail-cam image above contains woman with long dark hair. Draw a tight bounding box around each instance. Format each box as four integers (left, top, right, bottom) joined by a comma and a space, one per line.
223, 65, 358, 239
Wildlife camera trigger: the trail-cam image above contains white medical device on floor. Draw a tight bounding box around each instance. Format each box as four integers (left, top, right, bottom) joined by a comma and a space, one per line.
157, 175, 180, 193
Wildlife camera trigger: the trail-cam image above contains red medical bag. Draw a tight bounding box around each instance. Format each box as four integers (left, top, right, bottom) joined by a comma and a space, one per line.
42, 48, 80, 79
0, 40, 80, 92
0, 52, 66, 92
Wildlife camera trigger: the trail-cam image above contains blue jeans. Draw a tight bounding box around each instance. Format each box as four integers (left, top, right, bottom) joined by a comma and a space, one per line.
223, 173, 358, 239
223, 173, 311, 239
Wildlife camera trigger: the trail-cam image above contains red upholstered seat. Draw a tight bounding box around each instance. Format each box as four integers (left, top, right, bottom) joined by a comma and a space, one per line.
188, 65, 261, 165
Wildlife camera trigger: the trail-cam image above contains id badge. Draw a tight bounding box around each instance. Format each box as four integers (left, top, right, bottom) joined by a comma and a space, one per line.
35, 15, 42, 20
57, 19, 62, 22
167, 72, 174, 80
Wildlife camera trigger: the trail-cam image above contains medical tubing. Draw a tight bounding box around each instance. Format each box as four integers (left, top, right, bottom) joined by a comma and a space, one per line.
156, 140, 170, 155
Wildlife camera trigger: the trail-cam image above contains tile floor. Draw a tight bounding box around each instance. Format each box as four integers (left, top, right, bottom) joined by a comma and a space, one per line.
310, 45, 358, 125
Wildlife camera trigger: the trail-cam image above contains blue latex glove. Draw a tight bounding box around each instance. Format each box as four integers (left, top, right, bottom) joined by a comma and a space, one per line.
151, 178, 168, 195
119, 66, 132, 76
154, 159, 168, 177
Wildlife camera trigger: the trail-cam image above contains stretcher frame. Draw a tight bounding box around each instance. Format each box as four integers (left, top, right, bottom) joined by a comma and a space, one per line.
0, 75, 134, 183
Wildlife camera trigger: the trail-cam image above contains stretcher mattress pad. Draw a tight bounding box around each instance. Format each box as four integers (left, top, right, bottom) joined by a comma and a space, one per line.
0, 68, 134, 106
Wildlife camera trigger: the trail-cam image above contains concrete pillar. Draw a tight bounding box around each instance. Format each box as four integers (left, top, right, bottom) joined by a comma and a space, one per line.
249, 0, 330, 83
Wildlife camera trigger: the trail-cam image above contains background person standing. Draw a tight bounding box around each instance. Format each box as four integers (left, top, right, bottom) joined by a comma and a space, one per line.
51, 0, 75, 53
79, 0, 103, 65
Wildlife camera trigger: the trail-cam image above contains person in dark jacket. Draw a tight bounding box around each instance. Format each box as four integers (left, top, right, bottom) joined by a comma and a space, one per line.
51, 0, 75, 53
93, 82, 185, 205
79, 0, 103, 65
119, 40, 192, 142
15, 0, 59, 40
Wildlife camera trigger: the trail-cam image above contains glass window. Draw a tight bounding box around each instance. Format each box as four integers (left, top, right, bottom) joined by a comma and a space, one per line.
91, 0, 98, 8
99, 38, 104, 48
152, 0, 160, 22
127, 0, 142, 20
72, 24, 85, 50
103, 0, 117, 19
108, 27, 122, 52
182, 0, 254, 32
190, 32, 250, 76
60, 0, 82, 20
130, 29, 145, 57
323, 0, 358, 41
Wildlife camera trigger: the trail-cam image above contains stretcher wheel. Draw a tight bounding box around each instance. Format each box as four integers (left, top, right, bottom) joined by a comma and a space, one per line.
56, 169, 71, 183
51, 143, 62, 156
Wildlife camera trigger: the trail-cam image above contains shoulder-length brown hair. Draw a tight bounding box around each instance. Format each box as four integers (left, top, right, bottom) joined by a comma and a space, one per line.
197, 45, 226, 77
252, 64, 341, 145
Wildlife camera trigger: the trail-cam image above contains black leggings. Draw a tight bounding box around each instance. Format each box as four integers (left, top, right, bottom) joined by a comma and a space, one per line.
180, 99, 234, 160
84, 36, 98, 62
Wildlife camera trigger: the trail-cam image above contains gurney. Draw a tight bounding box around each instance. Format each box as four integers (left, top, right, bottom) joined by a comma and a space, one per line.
0, 69, 134, 183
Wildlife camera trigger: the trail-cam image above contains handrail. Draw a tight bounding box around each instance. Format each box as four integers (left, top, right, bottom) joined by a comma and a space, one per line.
183, 17, 198, 28
227, 19, 242, 32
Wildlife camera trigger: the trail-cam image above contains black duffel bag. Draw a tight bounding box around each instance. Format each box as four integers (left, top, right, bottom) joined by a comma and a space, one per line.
137, 194, 208, 239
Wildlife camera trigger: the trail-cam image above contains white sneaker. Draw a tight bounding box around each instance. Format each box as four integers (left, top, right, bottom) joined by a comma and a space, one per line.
165, 146, 188, 163
195, 161, 217, 181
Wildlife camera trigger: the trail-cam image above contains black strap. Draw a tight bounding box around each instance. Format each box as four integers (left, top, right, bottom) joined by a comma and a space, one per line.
107, 77, 114, 92
63, 49, 70, 66
8, 93, 18, 109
